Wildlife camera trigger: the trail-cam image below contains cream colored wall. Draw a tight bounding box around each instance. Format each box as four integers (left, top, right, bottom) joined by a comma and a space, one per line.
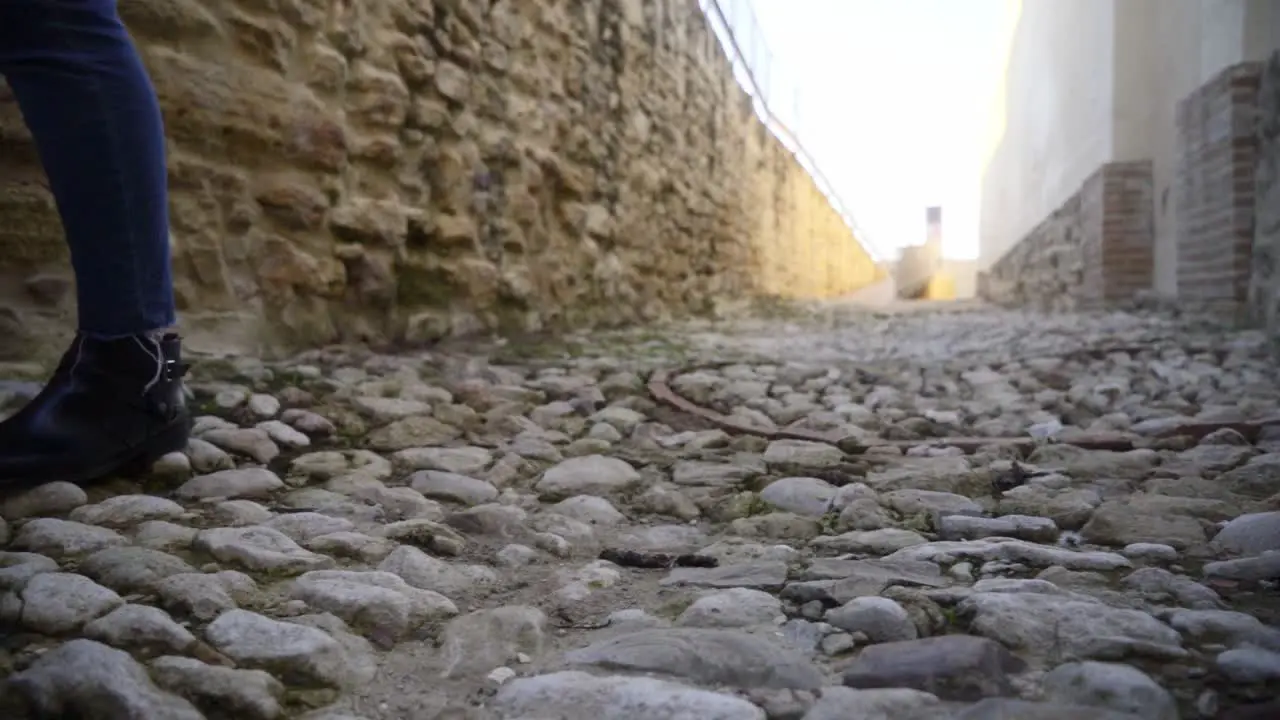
1111, 0, 1199, 295
978, 0, 1117, 269
946, 259, 979, 299
894, 243, 940, 298
1117, 0, 1280, 295
979, 0, 1280, 293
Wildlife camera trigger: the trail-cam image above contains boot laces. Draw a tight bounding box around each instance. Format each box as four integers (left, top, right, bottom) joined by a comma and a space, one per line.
130, 335, 165, 395
65, 333, 172, 396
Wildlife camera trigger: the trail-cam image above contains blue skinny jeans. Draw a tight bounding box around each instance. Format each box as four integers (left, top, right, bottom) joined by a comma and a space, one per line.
0, 0, 175, 339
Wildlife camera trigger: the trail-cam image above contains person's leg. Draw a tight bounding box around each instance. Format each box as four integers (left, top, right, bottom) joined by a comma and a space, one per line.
0, 0, 190, 487
1, 0, 174, 335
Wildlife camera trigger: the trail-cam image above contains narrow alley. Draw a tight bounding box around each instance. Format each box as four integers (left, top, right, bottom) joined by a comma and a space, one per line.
0, 300, 1276, 719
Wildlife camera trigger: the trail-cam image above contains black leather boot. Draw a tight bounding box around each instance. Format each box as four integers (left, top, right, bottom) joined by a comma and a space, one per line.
0, 332, 192, 488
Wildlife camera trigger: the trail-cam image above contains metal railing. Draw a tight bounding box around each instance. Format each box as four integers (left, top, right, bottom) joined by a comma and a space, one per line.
699, 0, 890, 264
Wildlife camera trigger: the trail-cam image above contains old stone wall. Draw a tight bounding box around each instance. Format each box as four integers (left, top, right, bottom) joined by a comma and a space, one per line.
0, 0, 881, 358
978, 161, 1153, 310
1175, 62, 1263, 314
978, 167, 1101, 311
1250, 51, 1280, 347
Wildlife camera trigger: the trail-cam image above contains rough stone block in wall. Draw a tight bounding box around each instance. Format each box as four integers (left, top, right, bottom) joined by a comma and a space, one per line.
978, 161, 1153, 310
1175, 62, 1262, 314
1249, 51, 1280, 350
0, 0, 882, 359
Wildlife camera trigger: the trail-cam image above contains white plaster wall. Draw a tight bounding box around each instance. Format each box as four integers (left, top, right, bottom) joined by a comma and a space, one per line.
1244, 0, 1280, 61
978, 0, 1116, 269
1111, 0, 1202, 296
1113, 0, 1280, 295
980, 0, 1280, 292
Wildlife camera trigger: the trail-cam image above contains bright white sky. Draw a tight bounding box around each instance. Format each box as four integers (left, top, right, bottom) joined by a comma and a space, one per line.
735, 0, 1011, 260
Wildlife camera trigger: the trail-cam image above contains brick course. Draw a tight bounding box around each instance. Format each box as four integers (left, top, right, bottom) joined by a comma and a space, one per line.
1099, 161, 1156, 303
978, 161, 1153, 310
1175, 62, 1262, 312
1249, 51, 1280, 349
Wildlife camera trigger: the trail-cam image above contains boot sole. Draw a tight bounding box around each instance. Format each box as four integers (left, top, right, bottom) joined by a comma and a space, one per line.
4, 417, 194, 488
115, 417, 196, 479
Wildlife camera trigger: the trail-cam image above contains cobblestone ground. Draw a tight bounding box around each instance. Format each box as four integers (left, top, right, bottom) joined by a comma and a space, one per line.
1, 301, 1279, 720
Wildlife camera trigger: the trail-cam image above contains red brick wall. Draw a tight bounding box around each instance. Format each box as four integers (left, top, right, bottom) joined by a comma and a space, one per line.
1175, 62, 1263, 311
1099, 160, 1156, 304
979, 161, 1153, 310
